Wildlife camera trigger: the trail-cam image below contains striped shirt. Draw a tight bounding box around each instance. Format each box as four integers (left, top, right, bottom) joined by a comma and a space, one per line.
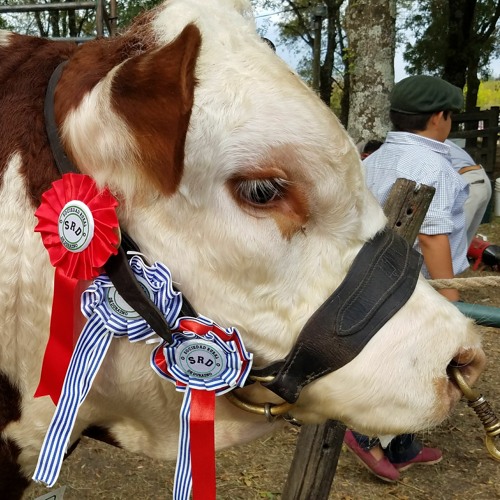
363, 132, 469, 276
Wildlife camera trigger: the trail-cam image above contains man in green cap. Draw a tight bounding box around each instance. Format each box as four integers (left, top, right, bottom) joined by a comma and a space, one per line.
344, 75, 469, 482
366, 74, 468, 298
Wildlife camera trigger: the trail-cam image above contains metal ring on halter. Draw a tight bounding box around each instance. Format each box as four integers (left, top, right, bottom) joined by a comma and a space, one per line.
450, 367, 480, 401
263, 403, 274, 422
225, 391, 294, 418
451, 367, 500, 461
485, 435, 500, 461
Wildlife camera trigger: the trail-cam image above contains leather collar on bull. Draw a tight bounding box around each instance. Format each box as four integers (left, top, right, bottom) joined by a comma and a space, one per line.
44, 60, 422, 407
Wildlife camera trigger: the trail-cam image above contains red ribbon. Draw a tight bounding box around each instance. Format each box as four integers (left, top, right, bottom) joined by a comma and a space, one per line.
34, 173, 119, 404
34, 271, 88, 404
190, 390, 216, 500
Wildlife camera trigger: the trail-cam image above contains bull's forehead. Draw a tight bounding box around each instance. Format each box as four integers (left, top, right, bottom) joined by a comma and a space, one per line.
153, 0, 256, 41
150, 1, 359, 196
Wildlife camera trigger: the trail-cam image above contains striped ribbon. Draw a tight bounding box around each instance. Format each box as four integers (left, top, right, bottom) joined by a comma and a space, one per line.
33, 256, 182, 487
151, 317, 253, 500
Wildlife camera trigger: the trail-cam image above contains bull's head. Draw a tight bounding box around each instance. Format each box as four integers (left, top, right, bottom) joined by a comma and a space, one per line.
44, 0, 484, 437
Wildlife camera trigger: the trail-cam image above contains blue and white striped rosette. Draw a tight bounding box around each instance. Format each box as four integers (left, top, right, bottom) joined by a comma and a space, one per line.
151, 316, 253, 500
33, 255, 183, 487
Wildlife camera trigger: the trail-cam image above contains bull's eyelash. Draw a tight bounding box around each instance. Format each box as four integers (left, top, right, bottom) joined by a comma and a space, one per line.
236, 178, 290, 205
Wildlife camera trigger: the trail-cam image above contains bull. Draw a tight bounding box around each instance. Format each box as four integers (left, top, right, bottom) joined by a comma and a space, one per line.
0, 0, 485, 497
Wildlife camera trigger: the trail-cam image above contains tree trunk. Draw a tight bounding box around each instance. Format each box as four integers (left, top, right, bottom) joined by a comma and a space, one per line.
465, 56, 480, 112
49, 0, 60, 37
318, 0, 345, 107
345, 0, 396, 143
68, 7, 77, 37
34, 11, 48, 37
442, 0, 476, 89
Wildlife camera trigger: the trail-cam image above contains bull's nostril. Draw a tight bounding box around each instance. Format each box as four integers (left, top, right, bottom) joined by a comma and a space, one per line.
447, 346, 486, 389
450, 348, 476, 368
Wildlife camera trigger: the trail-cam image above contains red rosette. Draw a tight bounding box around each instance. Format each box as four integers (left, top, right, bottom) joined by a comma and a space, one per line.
35, 173, 120, 280
34, 173, 120, 404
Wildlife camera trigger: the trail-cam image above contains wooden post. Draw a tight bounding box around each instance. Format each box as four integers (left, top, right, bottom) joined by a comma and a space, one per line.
281, 178, 434, 500
383, 178, 435, 244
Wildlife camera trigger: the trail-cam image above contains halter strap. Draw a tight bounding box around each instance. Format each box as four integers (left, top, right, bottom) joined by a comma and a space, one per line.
263, 229, 422, 402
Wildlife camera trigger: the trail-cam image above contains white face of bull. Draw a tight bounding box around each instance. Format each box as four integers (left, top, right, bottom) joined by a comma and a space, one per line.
0, 0, 484, 481
54, 0, 484, 437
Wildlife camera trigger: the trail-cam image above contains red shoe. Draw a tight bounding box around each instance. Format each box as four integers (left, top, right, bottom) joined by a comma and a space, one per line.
393, 446, 443, 471
344, 430, 400, 483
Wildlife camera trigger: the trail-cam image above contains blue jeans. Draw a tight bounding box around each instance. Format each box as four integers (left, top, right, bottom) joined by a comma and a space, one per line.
352, 432, 422, 464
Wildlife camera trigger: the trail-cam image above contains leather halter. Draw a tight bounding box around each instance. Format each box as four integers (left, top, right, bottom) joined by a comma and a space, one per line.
263, 228, 422, 403
44, 61, 422, 405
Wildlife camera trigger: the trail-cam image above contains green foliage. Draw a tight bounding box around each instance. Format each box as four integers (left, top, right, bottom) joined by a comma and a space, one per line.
0, 0, 163, 37
329, 82, 343, 116
477, 79, 500, 108
117, 0, 163, 30
401, 0, 500, 78
251, 0, 348, 109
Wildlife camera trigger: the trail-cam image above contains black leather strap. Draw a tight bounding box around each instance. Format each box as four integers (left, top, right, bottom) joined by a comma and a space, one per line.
264, 229, 422, 403
45, 61, 75, 175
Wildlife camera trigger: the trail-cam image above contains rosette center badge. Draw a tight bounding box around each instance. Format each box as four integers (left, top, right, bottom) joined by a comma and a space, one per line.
58, 200, 95, 253
175, 339, 227, 380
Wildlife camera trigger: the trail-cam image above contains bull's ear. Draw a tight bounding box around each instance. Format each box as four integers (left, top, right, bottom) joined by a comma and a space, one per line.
111, 24, 201, 195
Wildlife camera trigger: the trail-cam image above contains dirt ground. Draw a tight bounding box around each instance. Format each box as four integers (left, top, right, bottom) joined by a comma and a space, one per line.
28, 218, 500, 500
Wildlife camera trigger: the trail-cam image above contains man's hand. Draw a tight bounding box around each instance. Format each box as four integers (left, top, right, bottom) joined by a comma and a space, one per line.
418, 233, 460, 302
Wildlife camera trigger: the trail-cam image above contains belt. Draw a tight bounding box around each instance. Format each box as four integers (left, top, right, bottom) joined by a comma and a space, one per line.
458, 165, 482, 174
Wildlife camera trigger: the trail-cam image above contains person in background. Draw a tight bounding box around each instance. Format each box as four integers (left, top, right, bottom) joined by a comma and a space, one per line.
446, 139, 492, 245
359, 138, 491, 246
344, 75, 468, 483
360, 139, 383, 159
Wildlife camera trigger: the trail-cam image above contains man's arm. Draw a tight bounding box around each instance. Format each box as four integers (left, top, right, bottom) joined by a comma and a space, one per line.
418, 233, 460, 302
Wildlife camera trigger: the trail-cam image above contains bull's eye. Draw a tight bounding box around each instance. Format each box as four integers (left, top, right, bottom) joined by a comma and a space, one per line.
236, 178, 289, 205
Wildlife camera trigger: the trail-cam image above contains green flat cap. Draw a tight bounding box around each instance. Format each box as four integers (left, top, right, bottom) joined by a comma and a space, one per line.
390, 75, 463, 114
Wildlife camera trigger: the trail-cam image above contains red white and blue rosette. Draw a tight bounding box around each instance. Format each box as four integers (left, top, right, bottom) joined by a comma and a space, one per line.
151, 318, 252, 500
33, 256, 183, 488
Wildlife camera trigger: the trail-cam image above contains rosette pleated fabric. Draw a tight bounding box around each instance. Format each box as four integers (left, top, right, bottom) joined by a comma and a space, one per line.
34, 173, 120, 404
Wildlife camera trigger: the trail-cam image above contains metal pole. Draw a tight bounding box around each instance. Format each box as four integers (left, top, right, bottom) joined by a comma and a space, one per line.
96, 0, 103, 37
0, 2, 95, 13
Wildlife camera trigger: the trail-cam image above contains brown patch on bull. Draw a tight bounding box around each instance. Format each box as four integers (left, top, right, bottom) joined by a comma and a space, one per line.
0, 371, 22, 431
54, 18, 157, 119
109, 24, 201, 195
0, 10, 158, 207
83, 425, 122, 448
0, 438, 31, 499
0, 34, 77, 205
